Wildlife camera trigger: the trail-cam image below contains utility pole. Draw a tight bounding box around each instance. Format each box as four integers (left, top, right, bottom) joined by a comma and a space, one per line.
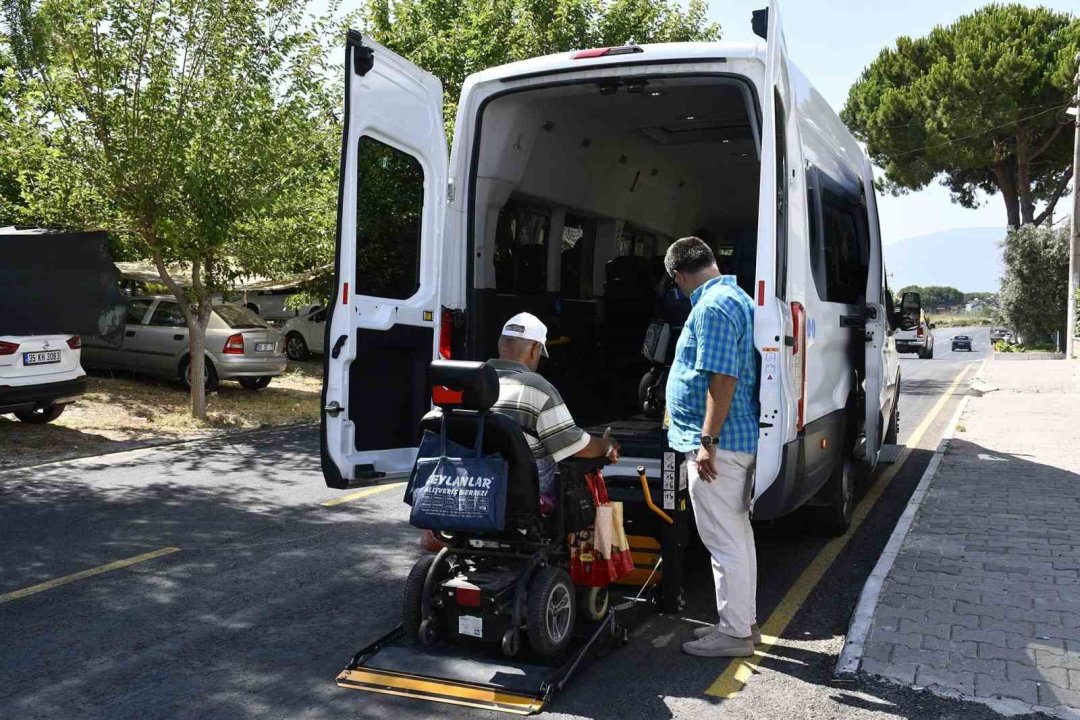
1067, 51, 1080, 360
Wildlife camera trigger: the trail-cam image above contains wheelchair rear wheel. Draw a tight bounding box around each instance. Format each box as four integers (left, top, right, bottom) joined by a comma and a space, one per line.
527, 566, 576, 658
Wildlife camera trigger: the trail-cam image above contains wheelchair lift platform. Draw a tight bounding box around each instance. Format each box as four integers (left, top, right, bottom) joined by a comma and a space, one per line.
337, 593, 655, 715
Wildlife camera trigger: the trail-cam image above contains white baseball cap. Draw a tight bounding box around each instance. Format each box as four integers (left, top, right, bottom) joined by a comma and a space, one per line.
501, 312, 549, 357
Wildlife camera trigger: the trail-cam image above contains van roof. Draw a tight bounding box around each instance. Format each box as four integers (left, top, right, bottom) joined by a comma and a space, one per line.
465, 41, 766, 85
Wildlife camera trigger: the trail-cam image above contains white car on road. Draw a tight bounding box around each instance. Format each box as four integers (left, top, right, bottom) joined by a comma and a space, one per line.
0, 334, 86, 423
282, 306, 327, 360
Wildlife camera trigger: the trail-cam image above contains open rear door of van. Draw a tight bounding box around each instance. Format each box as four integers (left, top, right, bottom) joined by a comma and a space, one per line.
752, 0, 797, 501
860, 155, 886, 467
322, 33, 449, 489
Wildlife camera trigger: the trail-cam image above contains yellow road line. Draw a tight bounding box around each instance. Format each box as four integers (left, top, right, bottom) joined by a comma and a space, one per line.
0, 547, 181, 605
706, 363, 974, 698
321, 481, 406, 507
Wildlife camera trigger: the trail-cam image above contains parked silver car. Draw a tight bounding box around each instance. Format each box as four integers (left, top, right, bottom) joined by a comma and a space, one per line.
82, 297, 287, 391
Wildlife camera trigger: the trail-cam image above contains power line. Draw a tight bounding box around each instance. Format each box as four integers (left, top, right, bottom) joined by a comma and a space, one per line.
876, 101, 1071, 131
892, 103, 1073, 157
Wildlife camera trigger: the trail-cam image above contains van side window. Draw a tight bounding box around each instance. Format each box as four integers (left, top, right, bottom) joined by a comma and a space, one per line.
493, 199, 550, 295
355, 136, 424, 300
561, 214, 596, 300
820, 192, 869, 304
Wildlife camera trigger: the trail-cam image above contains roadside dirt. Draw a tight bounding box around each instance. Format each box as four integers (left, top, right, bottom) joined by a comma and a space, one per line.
1, 361, 322, 468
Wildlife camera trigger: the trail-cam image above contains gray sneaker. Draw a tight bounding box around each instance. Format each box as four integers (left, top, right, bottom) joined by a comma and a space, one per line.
693, 623, 762, 644
682, 629, 755, 658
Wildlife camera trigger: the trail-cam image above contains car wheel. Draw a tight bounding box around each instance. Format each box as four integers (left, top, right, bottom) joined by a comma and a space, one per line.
14, 405, 65, 424
285, 332, 309, 361
238, 376, 272, 391
180, 356, 220, 393
527, 566, 576, 659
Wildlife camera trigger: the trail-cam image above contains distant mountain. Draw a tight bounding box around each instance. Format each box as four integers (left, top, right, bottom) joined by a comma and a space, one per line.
884, 227, 1005, 293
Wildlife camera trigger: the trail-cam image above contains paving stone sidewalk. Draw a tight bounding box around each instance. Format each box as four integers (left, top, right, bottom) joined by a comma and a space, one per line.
860, 359, 1080, 718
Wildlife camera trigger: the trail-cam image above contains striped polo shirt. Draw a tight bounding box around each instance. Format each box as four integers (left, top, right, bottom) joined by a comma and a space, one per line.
487, 359, 590, 463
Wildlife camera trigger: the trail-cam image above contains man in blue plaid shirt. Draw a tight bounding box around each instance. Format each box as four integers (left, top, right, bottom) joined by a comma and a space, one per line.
664, 236, 761, 659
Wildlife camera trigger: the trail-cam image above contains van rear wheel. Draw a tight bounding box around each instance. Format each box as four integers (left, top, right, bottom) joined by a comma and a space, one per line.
814, 455, 856, 537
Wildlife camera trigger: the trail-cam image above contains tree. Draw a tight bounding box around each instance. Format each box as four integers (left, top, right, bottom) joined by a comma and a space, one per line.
999, 224, 1069, 343
2, 0, 339, 418
842, 5, 1080, 228
362, 0, 720, 132
899, 285, 965, 310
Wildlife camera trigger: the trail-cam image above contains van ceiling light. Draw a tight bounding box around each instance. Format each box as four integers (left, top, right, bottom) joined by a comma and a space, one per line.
626, 80, 648, 94
685, 115, 696, 120
599, 81, 619, 96
649, 91, 664, 97
572, 46, 645, 60
722, 139, 731, 144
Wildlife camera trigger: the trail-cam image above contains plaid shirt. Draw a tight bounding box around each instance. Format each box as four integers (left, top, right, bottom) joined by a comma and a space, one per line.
665, 275, 760, 454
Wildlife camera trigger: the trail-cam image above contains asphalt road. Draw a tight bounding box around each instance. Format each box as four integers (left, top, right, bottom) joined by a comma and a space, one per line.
3, 326, 1039, 720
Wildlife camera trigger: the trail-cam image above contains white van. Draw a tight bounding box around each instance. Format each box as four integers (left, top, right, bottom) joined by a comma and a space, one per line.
320, 3, 912, 535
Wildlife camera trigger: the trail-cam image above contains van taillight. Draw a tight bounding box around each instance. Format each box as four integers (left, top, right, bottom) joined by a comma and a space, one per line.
67, 335, 81, 350
791, 302, 807, 432
0, 341, 18, 355
433, 309, 464, 406
223, 334, 245, 354
917, 325, 924, 338
439, 308, 453, 360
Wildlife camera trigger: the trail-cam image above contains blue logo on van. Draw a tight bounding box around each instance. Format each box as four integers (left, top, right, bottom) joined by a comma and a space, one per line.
808, 317, 816, 340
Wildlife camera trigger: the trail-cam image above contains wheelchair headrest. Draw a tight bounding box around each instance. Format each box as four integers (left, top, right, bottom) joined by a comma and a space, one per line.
430, 360, 500, 411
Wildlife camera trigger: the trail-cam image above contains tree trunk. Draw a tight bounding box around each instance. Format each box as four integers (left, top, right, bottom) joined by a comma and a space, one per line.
993, 160, 1021, 228
187, 315, 208, 418
1015, 129, 1036, 225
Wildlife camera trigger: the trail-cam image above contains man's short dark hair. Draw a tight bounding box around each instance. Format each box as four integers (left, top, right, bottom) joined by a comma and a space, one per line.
664, 237, 716, 277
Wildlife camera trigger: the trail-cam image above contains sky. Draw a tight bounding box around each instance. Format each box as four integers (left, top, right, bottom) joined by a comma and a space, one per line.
709, 0, 1078, 244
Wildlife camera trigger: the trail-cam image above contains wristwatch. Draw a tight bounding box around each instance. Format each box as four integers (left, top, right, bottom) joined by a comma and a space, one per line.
700, 434, 719, 448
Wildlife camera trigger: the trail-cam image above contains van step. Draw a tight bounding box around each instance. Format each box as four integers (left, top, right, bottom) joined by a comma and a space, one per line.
877, 444, 902, 464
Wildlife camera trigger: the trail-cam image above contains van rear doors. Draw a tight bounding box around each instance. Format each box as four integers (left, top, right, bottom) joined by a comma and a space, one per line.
322, 34, 448, 488
751, 0, 797, 501
860, 155, 888, 466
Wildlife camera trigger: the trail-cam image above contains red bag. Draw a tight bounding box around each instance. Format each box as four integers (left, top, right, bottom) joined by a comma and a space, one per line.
569, 470, 633, 586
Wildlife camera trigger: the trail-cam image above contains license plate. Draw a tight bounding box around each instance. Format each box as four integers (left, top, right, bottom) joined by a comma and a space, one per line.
255, 342, 275, 352
24, 350, 61, 365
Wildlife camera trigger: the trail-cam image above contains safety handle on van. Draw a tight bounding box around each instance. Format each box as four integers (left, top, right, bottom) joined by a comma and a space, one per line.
637, 465, 673, 526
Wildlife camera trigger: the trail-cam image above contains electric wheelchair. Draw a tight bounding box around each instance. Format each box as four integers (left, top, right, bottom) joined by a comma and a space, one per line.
402, 360, 606, 660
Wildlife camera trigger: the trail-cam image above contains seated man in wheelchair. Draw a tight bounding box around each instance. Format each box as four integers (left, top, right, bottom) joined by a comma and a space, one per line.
490, 312, 620, 510
403, 319, 620, 660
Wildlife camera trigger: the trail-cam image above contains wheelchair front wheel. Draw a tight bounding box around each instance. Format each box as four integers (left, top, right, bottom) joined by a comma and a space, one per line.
527, 566, 576, 658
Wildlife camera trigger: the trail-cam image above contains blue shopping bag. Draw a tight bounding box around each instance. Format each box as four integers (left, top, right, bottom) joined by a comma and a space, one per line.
409, 420, 508, 533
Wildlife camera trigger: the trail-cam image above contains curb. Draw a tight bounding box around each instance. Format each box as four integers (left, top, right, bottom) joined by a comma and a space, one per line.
834, 359, 987, 676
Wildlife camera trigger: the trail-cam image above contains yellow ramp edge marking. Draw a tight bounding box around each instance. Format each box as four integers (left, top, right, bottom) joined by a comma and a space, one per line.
0, 547, 182, 604
337, 668, 543, 715
707, 364, 974, 699
322, 481, 406, 507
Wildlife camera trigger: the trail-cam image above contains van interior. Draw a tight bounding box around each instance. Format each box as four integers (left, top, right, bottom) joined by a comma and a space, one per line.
468, 76, 761, 455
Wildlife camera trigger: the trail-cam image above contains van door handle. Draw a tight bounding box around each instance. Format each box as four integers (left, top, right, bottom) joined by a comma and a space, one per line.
840, 314, 866, 329
173, 334, 184, 341
331, 334, 348, 359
